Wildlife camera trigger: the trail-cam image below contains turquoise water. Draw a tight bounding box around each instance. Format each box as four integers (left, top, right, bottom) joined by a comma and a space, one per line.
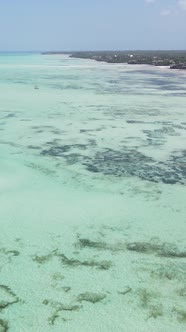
0, 53, 186, 331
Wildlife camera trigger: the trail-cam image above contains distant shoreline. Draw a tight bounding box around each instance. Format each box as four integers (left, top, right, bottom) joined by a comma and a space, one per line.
42, 51, 186, 70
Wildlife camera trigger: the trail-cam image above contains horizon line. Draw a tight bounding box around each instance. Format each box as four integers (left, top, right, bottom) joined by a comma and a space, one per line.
0, 49, 186, 53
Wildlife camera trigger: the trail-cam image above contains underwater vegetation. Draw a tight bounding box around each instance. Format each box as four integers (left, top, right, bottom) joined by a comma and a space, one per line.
77, 237, 186, 258
173, 308, 186, 323
33, 249, 112, 270
45, 300, 81, 326
0, 284, 21, 331
77, 292, 106, 304
118, 287, 132, 296
0, 284, 20, 310
43, 292, 106, 326
41, 144, 87, 157
0, 247, 20, 261
39, 137, 186, 185
0, 319, 8, 332
83, 148, 186, 185
0, 230, 185, 329
127, 241, 186, 258
77, 238, 126, 252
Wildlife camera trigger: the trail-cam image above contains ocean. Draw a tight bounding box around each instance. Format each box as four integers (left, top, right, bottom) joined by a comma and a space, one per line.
0, 52, 186, 331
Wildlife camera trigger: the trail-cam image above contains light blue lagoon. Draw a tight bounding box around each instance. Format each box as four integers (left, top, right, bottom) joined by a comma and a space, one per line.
0, 53, 186, 331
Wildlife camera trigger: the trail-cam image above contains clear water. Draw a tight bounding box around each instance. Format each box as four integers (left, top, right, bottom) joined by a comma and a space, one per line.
0, 53, 186, 331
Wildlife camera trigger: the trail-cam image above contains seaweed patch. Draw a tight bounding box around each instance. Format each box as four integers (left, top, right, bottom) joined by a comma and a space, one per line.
2, 113, 16, 119
41, 144, 87, 157
127, 241, 186, 258
173, 307, 186, 323
44, 299, 82, 326
33, 250, 112, 270
177, 287, 186, 297
77, 292, 106, 304
77, 238, 126, 252
0, 319, 8, 332
58, 253, 112, 270
137, 288, 159, 309
83, 148, 186, 185
147, 304, 163, 320
0, 285, 20, 311
118, 287, 132, 296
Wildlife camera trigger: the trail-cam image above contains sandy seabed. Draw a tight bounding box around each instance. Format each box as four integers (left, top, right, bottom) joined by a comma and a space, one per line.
0, 53, 186, 331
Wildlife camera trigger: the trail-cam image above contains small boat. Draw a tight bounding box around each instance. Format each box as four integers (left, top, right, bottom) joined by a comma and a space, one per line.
34, 86, 39, 90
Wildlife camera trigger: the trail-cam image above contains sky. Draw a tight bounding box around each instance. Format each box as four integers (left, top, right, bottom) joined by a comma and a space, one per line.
0, 0, 185, 51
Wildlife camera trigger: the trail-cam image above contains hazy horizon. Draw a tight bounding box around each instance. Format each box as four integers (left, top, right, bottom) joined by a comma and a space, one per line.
0, 49, 186, 53
0, 0, 186, 51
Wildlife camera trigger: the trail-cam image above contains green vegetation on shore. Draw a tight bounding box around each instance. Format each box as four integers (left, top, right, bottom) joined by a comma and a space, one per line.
42, 50, 186, 69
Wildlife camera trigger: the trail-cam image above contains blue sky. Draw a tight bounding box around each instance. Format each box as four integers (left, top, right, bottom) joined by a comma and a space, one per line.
0, 0, 185, 51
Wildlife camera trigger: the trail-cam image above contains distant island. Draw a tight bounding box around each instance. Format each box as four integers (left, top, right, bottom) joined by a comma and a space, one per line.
42, 50, 186, 69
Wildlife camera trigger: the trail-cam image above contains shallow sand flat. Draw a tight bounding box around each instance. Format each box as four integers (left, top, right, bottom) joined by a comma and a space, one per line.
0, 54, 186, 331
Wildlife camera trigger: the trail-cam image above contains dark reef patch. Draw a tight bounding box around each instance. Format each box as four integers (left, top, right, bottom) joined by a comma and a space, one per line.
33, 252, 54, 264
0, 319, 8, 332
27, 145, 41, 150
65, 153, 86, 165
36, 120, 186, 185
143, 127, 180, 144
137, 288, 158, 309
77, 292, 106, 304
41, 144, 87, 157
88, 139, 97, 146
62, 287, 71, 293
0, 248, 20, 257
4, 250, 19, 256
52, 272, 64, 282
127, 241, 186, 258
33, 250, 112, 270
147, 304, 163, 320
77, 237, 186, 259
31, 125, 54, 129
0, 285, 20, 311
77, 238, 126, 252
57, 253, 112, 270
118, 287, 132, 296
80, 128, 103, 133
150, 264, 186, 281
43, 299, 81, 312
0, 247, 20, 265
136, 288, 165, 321
45, 300, 81, 326
2, 113, 16, 119
126, 120, 151, 124
35, 130, 44, 134
173, 308, 186, 323
83, 148, 186, 184
26, 162, 56, 176
177, 287, 186, 297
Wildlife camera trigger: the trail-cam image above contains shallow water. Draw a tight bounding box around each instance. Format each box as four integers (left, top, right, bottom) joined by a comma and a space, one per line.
0, 53, 186, 331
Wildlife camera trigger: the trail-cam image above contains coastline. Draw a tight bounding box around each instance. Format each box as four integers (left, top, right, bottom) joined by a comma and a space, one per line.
42, 50, 186, 70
